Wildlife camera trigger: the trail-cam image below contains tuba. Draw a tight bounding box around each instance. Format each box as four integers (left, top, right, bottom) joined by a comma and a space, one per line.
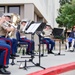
3, 13, 21, 38
11, 13, 21, 27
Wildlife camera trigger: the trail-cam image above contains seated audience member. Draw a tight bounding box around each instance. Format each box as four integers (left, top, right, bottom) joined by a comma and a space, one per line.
40, 25, 55, 54
18, 19, 35, 54
66, 26, 75, 51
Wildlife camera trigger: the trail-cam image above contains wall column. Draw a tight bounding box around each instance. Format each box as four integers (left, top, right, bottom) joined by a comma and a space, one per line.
24, 3, 34, 21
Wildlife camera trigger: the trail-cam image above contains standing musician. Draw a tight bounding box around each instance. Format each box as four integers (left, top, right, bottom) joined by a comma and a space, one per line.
0, 17, 11, 74
40, 25, 55, 54
18, 19, 35, 54
0, 13, 18, 57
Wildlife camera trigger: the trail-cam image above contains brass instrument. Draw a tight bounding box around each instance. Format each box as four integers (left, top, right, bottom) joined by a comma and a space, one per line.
3, 13, 21, 28
3, 13, 21, 38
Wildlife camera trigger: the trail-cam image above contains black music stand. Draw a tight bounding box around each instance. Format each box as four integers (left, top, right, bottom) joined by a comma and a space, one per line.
52, 28, 65, 56
35, 23, 48, 57
11, 57, 15, 65
36, 32, 48, 57
17, 22, 46, 70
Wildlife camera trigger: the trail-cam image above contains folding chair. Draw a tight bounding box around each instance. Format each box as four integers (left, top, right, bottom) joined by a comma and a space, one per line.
16, 31, 28, 55
38, 34, 47, 56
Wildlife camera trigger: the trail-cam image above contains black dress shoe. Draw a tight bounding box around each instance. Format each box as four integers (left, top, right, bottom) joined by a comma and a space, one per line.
26, 51, 31, 55
30, 52, 35, 55
4, 65, 9, 68
3, 67, 11, 74
48, 50, 54, 54
11, 54, 19, 57
49, 51, 54, 54
13, 54, 19, 57
26, 52, 31, 55
48, 51, 50, 54
0, 67, 11, 74
10, 56, 15, 59
0, 68, 5, 74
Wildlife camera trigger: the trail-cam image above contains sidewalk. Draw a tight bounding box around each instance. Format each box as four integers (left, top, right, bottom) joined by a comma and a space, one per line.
4, 48, 75, 75
1, 41, 75, 75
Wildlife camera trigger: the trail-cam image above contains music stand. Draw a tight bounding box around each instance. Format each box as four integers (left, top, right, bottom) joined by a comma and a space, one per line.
52, 28, 65, 56
18, 22, 46, 70
36, 24, 48, 57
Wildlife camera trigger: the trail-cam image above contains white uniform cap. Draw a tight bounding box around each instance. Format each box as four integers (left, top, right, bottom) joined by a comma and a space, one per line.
3, 13, 13, 17
21, 19, 29, 22
2, 13, 13, 22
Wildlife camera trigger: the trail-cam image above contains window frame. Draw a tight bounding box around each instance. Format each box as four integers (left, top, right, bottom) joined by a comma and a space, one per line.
8, 6, 20, 15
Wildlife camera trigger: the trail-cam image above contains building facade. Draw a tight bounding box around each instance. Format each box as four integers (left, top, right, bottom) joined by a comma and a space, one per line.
0, 0, 60, 49
0, 0, 60, 28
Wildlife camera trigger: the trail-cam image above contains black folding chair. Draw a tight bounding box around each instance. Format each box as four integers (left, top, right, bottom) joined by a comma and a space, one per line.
16, 31, 28, 55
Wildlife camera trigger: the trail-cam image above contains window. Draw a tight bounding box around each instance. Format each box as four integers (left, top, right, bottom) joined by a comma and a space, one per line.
8, 6, 20, 15
37, 16, 43, 22
0, 6, 5, 17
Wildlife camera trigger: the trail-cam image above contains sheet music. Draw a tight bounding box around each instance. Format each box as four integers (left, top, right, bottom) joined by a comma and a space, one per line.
25, 23, 41, 33
25, 20, 34, 30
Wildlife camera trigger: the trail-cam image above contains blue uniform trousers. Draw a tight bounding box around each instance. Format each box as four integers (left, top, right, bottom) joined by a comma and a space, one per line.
0, 51, 5, 66
0, 40, 10, 66
42, 38, 55, 52
20, 38, 35, 53
0, 37, 17, 55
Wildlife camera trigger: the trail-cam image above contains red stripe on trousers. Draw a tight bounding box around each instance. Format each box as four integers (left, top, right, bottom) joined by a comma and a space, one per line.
22, 38, 32, 51
0, 38, 12, 54
0, 47, 8, 65
43, 40, 49, 50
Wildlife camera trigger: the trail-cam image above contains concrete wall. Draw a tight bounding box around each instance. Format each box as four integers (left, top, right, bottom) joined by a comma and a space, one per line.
0, 0, 60, 28
24, 3, 34, 21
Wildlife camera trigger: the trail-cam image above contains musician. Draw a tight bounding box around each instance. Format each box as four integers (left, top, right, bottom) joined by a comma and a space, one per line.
0, 18, 11, 74
0, 14, 18, 57
18, 19, 35, 54
40, 25, 55, 54
66, 26, 75, 51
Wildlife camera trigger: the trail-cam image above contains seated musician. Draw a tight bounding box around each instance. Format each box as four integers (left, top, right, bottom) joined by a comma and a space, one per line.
18, 19, 35, 54
0, 18, 11, 74
40, 25, 55, 54
66, 26, 75, 51
0, 13, 18, 57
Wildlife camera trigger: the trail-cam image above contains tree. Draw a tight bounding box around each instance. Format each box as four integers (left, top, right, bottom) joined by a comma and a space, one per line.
59, 0, 72, 5
56, 0, 75, 29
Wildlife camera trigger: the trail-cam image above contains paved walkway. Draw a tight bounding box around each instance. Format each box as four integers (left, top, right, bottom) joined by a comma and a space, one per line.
2, 48, 75, 75
1, 41, 75, 75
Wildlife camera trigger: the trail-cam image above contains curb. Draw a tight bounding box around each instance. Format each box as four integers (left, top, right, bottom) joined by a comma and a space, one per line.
28, 62, 75, 75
